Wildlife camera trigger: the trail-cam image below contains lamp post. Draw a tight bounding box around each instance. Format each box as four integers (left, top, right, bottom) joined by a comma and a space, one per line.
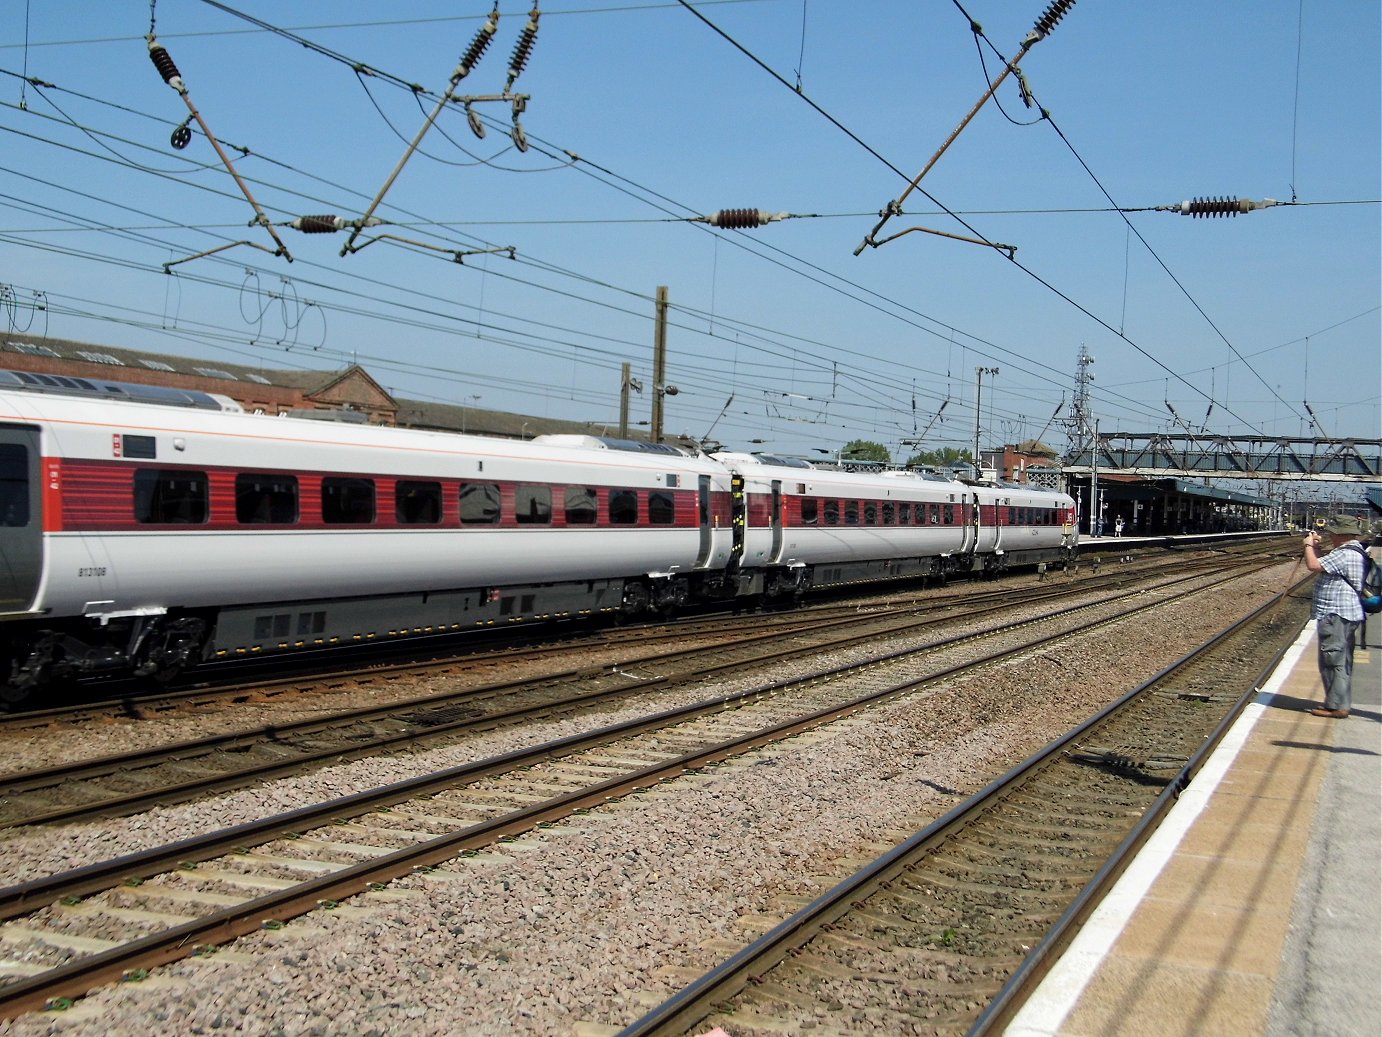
461, 394, 481, 433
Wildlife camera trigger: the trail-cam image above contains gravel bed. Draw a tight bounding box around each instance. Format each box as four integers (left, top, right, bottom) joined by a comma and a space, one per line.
0, 563, 1293, 1036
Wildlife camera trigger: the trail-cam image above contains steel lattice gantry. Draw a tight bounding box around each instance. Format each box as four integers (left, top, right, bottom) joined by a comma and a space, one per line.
1064, 434, 1382, 482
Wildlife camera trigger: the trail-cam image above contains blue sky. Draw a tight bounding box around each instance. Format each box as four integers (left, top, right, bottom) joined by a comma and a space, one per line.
1, 1, 1378, 470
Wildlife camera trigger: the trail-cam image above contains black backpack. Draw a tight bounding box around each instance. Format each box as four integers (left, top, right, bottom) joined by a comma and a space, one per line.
1347, 542, 1382, 614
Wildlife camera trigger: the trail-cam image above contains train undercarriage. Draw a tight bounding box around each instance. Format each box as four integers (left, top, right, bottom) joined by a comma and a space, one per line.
1, 545, 1075, 709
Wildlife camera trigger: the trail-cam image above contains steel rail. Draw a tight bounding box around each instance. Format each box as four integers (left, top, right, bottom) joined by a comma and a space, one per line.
0, 566, 1283, 1019
0, 561, 1269, 829
613, 581, 1311, 1037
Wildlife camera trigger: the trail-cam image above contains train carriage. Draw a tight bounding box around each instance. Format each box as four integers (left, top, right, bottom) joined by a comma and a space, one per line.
0, 386, 733, 701
713, 452, 1076, 594
0, 375, 1076, 707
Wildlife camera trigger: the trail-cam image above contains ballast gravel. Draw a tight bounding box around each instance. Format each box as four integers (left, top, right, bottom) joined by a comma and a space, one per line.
0, 563, 1296, 1037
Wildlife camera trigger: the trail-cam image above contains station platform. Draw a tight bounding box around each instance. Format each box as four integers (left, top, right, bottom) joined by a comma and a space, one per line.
1007, 611, 1381, 1037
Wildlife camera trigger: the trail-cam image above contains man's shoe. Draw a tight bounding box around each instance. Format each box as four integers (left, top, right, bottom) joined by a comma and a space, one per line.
1307, 707, 1348, 718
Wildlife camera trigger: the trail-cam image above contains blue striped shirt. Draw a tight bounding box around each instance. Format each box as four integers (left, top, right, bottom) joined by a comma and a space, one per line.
1312, 542, 1367, 622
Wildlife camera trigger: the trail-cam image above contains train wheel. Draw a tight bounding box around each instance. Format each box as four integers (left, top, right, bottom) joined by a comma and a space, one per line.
133, 617, 208, 684
1, 633, 64, 710
620, 581, 650, 617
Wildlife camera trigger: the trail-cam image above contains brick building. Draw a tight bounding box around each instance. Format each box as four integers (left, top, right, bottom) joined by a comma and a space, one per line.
0, 334, 610, 441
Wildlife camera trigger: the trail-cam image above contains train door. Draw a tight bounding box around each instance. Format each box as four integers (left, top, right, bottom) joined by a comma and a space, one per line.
0, 425, 42, 614
769, 479, 784, 563
729, 473, 746, 569
958, 492, 976, 555
694, 475, 713, 567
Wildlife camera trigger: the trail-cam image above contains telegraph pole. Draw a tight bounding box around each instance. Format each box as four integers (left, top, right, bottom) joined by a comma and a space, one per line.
618, 362, 636, 439
649, 286, 666, 445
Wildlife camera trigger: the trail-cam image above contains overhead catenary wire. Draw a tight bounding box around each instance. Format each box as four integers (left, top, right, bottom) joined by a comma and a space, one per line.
1, 12, 1370, 449
956, 8, 1308, 430
0, 108, 1176, 444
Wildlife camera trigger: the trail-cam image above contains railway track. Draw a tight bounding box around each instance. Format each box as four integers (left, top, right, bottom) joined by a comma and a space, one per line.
0, 560, 1297, 1021
613, 587, 1312, 1036
0, 556, 1277, 828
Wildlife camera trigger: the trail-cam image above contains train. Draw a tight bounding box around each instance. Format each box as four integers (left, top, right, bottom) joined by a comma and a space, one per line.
0, 370, 1077, 707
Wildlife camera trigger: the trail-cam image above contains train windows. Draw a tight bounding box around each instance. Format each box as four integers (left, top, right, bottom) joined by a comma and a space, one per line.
134, 469, 208, 524
844, 501, 859, 526
800, 497, 818, 525
882, 502, 894, 525
609, 490, 638, 525
396, 480, 442, 525
459, 482, 501, 524
236, 474, 299, 524
565, 486, 597, 525
864, 502, 878, 525
943, 504, 955, 525
929, 503, 940, 525
322, 477, 376, 524
823, 499, 839, 526
648, 491, 675, 525
0, 444, 28, 527
897, 502, 909, 526
516, 485, 552, 525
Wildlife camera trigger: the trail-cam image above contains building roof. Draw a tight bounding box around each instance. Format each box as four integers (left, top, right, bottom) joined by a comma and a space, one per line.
1013, 438, 1058, 458
0, 333, 671, 444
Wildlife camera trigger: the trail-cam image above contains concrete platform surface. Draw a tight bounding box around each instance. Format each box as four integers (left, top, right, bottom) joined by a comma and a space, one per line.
1007, 615, 1381, 1037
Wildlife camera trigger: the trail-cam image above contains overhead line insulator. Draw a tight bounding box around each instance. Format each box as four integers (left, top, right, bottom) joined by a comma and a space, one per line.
294, 215, 347, 234
1172, 197, 1284, 217
505, 8, 541, 94
1031, 0, 1077, 40
699, 209, 789, 229
288, 215, 383, 234
458, 9, 500, 80
147, 38, 186, 94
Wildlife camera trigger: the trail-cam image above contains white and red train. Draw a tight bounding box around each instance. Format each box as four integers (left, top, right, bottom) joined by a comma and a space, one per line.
0, 371, 1077, 705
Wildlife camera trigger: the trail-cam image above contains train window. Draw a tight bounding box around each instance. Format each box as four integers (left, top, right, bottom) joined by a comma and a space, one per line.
882, 502, 894, 525
121, 435, 157, 460
864, 502, 878, 525
516, 485, 552, 525
134, 469, 208, 524
943, 504, 955, 525
823, 499, 839, 526
459, 482, 501, 524
609, 490, 638, 525
236, 474, 299, 524
322, 477, 375, 524
0, 444, 28, 527
800, 497, 818, 526
648, 491, 675, 525
929, 503, 940, 525
396, 480, 442, 525
897, 502, 909, 525
844, 501, 859, 526
564, 486, 597, 525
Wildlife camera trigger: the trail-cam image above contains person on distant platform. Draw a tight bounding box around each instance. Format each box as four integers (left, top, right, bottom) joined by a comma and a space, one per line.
1114, 516, 1124, 537
1302, 515, 1367, 718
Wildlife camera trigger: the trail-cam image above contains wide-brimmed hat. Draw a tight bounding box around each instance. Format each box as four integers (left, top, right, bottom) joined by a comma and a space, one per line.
1323, 514, 1363, 536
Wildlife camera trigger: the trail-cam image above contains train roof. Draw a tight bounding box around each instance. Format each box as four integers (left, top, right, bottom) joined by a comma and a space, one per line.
533, 434, 697, 457
0, 368, 242, 412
